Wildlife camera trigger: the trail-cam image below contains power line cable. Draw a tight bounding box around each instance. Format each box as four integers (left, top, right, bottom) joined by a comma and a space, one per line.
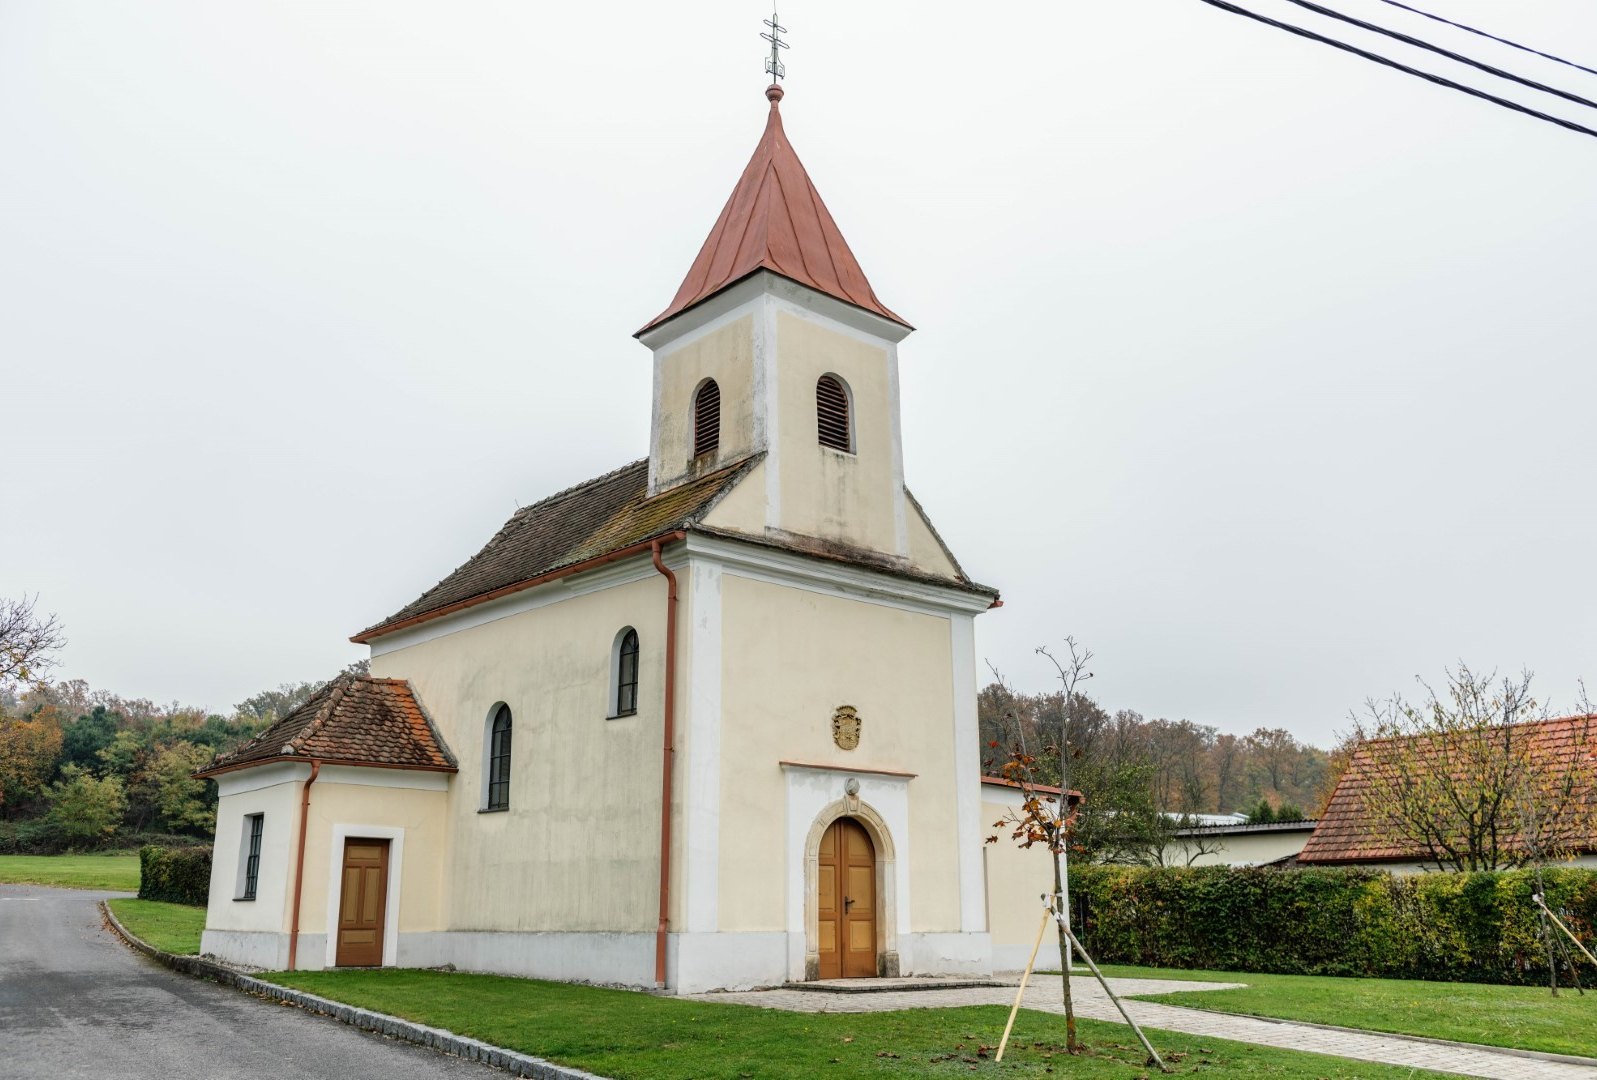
1280, 0, 1597, 112
1375, 0, 1597, 80
1194, 0, 1597, 141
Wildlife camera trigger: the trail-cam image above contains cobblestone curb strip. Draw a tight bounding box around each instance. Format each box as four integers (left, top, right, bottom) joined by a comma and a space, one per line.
99, 902, 608, 1080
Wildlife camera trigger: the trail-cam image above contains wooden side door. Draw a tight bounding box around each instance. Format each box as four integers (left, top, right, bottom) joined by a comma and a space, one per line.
816, 818, 878, 979
335, 838, 389, 967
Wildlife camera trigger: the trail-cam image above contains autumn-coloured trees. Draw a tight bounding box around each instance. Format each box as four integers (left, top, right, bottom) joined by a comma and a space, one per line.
0, 666, 367, 850
977, 679, 1336, 855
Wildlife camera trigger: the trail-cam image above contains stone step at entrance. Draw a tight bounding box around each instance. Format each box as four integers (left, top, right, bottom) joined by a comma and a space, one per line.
784, 976, 1006, 994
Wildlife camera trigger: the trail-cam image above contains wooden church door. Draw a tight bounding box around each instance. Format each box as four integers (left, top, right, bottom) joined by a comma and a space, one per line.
817, 818, 878, 979
335, 838, 390, 967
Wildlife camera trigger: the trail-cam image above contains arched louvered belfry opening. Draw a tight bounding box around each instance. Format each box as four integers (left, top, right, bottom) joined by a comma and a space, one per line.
816, 374, 852, 453
693, 379, 721, 458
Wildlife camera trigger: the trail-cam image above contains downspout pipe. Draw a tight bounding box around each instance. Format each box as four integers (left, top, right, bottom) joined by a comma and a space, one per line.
650, 537, 681, 988
286, 759, 322, 971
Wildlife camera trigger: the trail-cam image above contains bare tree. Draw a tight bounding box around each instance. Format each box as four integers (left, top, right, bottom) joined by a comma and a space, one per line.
0, 595, 65, 689
1348, 665, 1597, 872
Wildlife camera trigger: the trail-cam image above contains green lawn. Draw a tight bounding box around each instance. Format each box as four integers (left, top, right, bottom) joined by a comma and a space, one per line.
0, 852, 140, 891
106, 897, 206, 955
263, 969, 1453, 1079
1097, 964, 1597, 1060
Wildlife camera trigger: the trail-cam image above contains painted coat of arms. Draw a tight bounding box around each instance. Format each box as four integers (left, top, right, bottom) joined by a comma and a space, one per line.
831, 705, 861, 751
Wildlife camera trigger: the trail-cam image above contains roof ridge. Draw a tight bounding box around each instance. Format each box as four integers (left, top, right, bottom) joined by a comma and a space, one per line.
512, 458, 647, 519
290, 673, 353, 754
902, 486, 969, 582
403, 678, 459, 769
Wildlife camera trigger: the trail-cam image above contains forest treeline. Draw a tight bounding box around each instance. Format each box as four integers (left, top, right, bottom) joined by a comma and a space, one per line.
0, 664, 363, 852
978, 681, 1338, 864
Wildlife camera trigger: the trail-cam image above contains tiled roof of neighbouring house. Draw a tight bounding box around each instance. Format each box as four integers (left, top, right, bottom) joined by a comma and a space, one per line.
637, 86, 910, 335
354, 453, 996, 644
1298, 714, 1597, 864
197, 674, 456, 776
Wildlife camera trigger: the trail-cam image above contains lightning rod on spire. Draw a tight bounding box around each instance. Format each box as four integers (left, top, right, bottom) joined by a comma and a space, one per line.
762, 9, 789, 82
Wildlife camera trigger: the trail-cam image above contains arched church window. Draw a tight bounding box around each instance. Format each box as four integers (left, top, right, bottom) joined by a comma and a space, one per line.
612, 627, 640, 717
817, 374, 852, 453
693, 379, 721, 458
485, 704, 512, 811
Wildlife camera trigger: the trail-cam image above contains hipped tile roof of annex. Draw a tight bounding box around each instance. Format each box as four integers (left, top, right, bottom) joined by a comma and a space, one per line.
198, 674, 457, 776
1299, 714, 1597, 863
356, 457, 760, 641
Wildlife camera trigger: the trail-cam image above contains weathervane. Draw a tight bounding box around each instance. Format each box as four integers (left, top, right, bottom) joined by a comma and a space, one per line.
761, 8, 788, 82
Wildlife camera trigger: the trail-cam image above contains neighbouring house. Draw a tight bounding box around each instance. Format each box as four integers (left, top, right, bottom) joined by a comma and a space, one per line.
196, 81, 1061, 992
1170, 818, 1319, 867
1298, 714, 1597, 872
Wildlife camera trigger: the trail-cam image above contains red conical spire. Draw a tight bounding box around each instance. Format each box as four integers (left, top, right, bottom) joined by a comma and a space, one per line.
638, 88, 910, 335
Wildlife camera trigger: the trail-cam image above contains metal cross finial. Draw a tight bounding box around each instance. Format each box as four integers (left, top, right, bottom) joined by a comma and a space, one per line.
762, 9, 789, 82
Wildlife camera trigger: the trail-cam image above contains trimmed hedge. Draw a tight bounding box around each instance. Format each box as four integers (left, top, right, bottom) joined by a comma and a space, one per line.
0, 820, 204, 855
1073, 864, 1597, 986
138, 844, 212, 905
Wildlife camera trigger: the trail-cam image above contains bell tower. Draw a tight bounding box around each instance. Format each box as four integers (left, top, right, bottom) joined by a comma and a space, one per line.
635, 82, 917, 565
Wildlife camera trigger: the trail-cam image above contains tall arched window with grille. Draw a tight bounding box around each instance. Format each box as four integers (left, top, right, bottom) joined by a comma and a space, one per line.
693, 379, 721, 458
485, 704, 512, 811
612, 627, 640, 717
816, 374, 852, 453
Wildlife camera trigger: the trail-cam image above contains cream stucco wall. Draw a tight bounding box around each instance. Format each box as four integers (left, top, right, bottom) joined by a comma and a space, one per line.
772, 311, 901, 556
205, 766, 302, 934
1179, 828, 1315, 867
982, 790, 1067, 970
294, 776, 449, 939
369, 567, 675, 934
905, 501, 960, 580
652, 315, 756, 492
700, 457, 769, 536
714, 572, 961, 934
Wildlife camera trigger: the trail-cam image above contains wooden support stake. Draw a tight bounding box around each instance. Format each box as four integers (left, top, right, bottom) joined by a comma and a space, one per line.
1536, 894, 1597, 968
995, 906, 1052, 1063
1060, 922, 1168, 1072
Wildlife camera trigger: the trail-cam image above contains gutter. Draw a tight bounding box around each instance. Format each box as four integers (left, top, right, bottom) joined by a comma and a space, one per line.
649, 535, 683, 987
286, 759, 322, 971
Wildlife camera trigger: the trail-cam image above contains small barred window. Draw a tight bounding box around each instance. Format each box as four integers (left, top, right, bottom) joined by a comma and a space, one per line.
816, 375, 851, 452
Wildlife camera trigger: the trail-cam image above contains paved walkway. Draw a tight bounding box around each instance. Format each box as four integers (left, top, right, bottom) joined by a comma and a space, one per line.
0, 885, 489, 1079
688, 975, 1597, 1080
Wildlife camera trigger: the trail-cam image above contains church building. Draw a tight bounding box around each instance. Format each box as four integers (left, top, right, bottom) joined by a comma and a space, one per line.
198, 79, 1054, 992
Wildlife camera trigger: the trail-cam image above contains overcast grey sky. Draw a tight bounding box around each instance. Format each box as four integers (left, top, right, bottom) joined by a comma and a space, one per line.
3, 1, 1594, 743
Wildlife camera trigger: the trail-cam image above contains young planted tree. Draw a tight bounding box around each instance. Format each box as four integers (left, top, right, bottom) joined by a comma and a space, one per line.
986, 639, 1165, 1069
1348, 665, 1597, 872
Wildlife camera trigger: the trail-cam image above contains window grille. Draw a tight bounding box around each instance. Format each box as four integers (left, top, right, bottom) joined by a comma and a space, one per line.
616, 628, 640, 716
487, 705, 512, 810
694, 380, 721, 458
816, 375, 851, 452
243, 813, 263, 900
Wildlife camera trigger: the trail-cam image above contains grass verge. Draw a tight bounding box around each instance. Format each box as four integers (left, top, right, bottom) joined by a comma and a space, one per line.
0, 852, 140, 891
262, 969, 1453, 1078
1097, 963, 1597, 1060
106, 897, 206, 955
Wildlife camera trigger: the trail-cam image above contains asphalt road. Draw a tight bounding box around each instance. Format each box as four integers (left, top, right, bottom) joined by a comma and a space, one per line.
0, 884, 492, 1080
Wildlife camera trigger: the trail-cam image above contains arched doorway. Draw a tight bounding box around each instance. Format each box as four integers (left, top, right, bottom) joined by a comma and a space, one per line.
817, 817, 878, 979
